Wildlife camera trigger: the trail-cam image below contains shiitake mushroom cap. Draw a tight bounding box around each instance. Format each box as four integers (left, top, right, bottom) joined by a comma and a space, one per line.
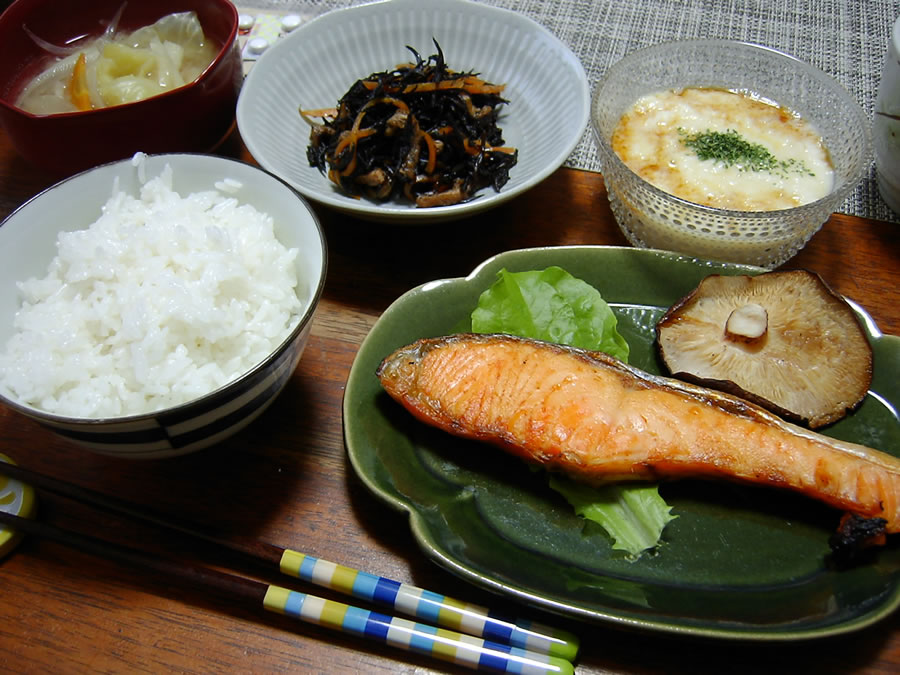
655, 270, 873, 429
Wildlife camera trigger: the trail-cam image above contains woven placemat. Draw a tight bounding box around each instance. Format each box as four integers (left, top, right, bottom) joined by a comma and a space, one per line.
247, 0, 899, 223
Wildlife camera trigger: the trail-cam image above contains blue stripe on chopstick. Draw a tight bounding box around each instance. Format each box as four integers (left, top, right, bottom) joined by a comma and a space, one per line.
363, 609, 391, 642
417, 589, 443, 624
482, 616, 514, 648
284, 588, 305, 616
408, 620, 438, 654
372, 575, 401, 606
298, 551, 318, 580
479, 640, 511, 672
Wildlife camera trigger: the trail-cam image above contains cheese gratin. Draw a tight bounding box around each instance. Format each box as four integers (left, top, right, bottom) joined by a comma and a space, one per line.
611, 87, 834, 211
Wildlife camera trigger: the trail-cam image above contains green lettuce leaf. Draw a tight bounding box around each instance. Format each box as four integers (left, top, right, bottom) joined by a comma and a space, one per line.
550, 476, 676, 557
471, 267, 675, 557
471, 267, 630, 362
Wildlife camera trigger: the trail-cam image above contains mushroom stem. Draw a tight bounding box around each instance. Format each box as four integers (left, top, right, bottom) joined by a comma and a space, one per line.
725, 303, 768, 343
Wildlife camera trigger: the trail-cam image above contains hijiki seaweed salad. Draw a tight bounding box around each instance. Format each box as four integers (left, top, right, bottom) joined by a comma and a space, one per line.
301, 41, 518, 208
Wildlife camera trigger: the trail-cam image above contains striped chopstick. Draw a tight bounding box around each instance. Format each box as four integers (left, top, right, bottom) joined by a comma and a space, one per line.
262, 585, 573, 674
278, 550, 578, 660
0, 510, 572, 674
0, 462, 579, 661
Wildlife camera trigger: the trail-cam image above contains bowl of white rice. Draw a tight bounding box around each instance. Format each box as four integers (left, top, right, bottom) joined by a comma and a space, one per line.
0, 152, 327, 459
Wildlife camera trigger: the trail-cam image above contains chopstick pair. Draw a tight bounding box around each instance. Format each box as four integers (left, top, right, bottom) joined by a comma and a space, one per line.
0, 462, 579, 673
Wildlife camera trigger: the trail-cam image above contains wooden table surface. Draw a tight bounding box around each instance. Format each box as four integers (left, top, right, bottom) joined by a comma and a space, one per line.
0, 125, 898, 674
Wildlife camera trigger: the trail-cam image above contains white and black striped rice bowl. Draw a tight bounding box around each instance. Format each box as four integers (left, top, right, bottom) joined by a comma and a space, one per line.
0, 153, 327, 459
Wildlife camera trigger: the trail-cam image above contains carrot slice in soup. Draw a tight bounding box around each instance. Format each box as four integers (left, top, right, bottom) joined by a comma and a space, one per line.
69, 53, 92, 111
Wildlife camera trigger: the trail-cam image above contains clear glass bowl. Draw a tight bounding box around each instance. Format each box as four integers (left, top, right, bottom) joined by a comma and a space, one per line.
591, 40, 871, 269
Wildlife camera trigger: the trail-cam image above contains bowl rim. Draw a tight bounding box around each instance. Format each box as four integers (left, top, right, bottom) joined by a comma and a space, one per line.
237, 0, 591, 224
590, 38, 873, 218
0, 0, 239, 120
0, 152, 328, 425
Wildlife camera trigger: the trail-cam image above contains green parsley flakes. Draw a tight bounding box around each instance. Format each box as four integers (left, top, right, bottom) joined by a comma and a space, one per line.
678, 128, 814, 177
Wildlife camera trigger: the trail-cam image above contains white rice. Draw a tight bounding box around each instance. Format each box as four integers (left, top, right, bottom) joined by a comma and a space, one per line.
0, 164, 302, 418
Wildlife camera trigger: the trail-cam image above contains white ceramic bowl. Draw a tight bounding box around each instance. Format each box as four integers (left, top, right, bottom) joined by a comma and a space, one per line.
591, 40, 871, 269
237, 0, 589, 223
0, 153, 327, 459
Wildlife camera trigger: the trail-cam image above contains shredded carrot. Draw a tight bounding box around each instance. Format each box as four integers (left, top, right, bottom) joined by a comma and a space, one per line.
338, 127, 377, 176
401, 79, 463, 93
69, 53, 92, 112
467, 83, 505, 95
401, 79, 505, 95
361, 73, 508, 96
350, 109, 367, 133
462, 137, 482, 156
300, 107, 338, 120
463, 137, 516, 156
302, 98, 406, 125
368, 96, 410, 113
333, 131, 355, 160
422, 131, 437, 174
333, 108, 370, 157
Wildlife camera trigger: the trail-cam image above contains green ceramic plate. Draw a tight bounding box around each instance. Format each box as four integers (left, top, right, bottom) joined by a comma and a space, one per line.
343, 246, 900, 640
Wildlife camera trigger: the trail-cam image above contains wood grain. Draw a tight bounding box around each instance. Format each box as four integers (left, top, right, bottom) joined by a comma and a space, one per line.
0, 124, 898, 674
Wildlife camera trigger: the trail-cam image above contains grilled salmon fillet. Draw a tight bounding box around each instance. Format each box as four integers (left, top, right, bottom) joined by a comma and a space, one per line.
377, 333, 900, 533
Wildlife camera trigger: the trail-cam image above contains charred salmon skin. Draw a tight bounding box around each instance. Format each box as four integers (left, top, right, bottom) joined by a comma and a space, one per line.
377, 333, 900, 534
